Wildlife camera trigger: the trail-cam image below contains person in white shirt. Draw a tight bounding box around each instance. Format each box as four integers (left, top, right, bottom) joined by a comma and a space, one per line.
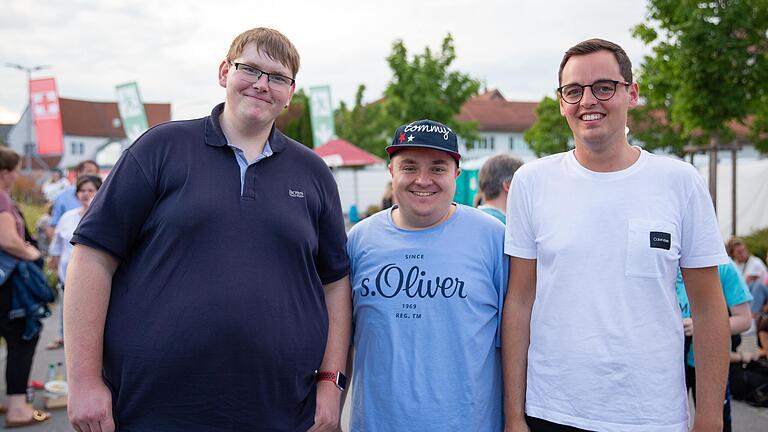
47, 175, 102, 350
41, 169, 70, 202
727, 237, 768, 286
503, 38, 730, 432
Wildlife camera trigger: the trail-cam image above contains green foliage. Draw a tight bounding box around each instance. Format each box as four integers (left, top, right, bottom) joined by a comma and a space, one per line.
744, 227, 768, 265
335, 85, 391, 158
384, 34, 481, 142
17, 201, 44, 235
279, 88, 313, 148
523, 96, 572, 157
633, 0, 768, 153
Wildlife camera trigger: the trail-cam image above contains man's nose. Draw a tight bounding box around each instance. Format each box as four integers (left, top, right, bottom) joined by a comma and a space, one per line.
580, 85, 599, 106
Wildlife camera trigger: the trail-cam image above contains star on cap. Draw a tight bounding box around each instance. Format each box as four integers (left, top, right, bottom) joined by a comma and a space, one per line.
407, 134, 414, 142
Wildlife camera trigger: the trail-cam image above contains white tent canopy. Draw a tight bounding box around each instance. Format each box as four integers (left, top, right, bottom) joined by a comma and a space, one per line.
699, 159, 768, 238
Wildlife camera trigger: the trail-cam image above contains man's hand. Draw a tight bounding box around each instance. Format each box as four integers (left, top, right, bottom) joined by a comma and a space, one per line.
683, 317, 694, 336
307, 381, 342, 432
68, 378, 115, 432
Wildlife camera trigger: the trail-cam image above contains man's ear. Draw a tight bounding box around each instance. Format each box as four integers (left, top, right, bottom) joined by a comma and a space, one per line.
218, 60, 230, 88
628, 82, 639, 108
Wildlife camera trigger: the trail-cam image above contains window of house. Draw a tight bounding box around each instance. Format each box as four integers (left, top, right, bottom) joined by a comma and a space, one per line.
70, 141, 85, 155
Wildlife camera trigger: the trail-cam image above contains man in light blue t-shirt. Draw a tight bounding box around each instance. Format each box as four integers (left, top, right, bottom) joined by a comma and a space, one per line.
346, 120, 507, 431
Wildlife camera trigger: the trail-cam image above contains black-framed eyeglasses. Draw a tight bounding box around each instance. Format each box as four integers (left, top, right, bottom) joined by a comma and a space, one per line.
231, 62, 295, 88
556, 80, 631, 104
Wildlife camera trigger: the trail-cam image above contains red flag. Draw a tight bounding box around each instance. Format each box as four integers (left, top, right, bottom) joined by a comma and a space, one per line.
29, 78, 64, 155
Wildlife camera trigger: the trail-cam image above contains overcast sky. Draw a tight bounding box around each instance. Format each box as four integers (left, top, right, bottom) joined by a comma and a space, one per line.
0, 0, 654, 124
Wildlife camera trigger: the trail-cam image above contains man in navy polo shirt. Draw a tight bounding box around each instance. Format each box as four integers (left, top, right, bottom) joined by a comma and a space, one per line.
64, 28, 351, 432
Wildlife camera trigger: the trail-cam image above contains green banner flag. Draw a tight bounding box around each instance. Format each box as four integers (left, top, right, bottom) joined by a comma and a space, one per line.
115, 82, 149, 143
309, 85, 335, 147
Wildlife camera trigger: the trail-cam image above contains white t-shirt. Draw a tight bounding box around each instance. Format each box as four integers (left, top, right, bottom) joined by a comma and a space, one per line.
735, 255, 767, 282
42, 178, 71, 202
505, 149, 727, 432
48, 207, 83, 281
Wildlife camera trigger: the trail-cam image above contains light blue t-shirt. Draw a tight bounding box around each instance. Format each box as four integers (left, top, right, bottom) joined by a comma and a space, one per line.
676, 260, 752, 366
347, 204, 507, 432
749, 282, 768, 315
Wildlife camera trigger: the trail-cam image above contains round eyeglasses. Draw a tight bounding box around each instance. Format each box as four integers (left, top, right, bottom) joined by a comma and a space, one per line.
557, 80, 631, 104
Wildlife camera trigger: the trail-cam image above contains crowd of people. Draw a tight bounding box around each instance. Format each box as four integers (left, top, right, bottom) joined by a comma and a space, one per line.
0, 26, 766, 432
0, 151, 103, 427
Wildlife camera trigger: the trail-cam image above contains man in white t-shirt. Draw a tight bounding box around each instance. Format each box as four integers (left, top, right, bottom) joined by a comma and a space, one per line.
503, 38, 730, 432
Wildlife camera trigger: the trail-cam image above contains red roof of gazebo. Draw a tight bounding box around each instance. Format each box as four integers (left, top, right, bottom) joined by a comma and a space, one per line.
313, 139, 384, 167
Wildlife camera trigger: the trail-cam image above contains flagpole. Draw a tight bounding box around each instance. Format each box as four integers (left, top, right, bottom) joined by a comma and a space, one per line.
4, 63, 51, 172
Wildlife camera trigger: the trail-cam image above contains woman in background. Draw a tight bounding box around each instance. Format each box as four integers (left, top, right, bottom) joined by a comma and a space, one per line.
47, 175, 102, 351
0, 147, 50, 427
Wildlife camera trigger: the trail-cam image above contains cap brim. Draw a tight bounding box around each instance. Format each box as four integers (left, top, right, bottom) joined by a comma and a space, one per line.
385, 144, 461, 160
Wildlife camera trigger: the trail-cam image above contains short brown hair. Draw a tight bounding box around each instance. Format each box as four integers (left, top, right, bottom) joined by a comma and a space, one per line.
726, 237, 746, 257
226, 28, 300, 78
559, 38, 633, 86
0, 147, 20, 171
76, 159, 99, 174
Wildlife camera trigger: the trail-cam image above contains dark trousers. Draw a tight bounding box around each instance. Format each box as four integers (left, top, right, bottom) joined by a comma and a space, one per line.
0, 281, 40, 395
526, 416, 594, 432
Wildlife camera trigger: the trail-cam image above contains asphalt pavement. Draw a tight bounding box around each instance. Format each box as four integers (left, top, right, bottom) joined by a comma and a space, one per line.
1, 301, 766, 431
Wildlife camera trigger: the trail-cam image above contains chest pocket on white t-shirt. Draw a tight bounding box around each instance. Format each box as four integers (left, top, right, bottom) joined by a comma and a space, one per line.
625, 219, 678, 278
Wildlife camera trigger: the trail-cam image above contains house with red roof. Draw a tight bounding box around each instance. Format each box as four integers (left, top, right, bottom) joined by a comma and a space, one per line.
455, 89, 539, 161
6, 97, 171, 170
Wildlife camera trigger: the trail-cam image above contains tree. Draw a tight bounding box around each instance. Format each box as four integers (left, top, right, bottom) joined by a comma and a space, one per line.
632, 1, 768, 154
523, 96, 572, 157
277, 88, 313, 148
335, 84, 391, 158
384, 34, 481, 142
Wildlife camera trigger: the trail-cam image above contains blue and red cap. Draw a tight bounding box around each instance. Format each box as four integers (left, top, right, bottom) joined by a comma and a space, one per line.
385, 119, 461, 161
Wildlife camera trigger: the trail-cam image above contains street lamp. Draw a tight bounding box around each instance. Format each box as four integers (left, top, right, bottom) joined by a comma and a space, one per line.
3, 63, 51, 171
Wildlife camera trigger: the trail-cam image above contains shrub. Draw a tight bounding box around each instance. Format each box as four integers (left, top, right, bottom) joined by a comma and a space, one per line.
744, 228, 768, 263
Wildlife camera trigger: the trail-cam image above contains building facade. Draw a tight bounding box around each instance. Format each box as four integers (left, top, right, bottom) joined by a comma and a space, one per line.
6, 98, 171, 170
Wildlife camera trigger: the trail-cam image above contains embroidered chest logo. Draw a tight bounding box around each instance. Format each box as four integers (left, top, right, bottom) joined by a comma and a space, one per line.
649, 231, 671, 250
289, 189, 305, 198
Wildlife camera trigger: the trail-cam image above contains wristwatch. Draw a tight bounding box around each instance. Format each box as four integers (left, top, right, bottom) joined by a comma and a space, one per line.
315, 370, 347, 391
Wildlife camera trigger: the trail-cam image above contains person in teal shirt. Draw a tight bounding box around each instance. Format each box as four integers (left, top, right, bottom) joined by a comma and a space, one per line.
477, 154, 522, 224
676, 260, 752, 432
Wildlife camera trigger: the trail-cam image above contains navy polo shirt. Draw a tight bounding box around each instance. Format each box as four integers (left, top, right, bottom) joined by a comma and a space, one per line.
72, 103, 349, 431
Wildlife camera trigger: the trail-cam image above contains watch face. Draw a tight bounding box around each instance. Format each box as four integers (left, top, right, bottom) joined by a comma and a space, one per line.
336, 373, 347, 390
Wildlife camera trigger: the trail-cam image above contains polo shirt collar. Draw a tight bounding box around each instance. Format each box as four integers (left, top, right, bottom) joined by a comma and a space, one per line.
205, 102, 286, 153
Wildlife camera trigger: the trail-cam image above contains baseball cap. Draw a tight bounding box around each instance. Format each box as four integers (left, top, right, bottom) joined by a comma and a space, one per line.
386, 119, 461, 161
